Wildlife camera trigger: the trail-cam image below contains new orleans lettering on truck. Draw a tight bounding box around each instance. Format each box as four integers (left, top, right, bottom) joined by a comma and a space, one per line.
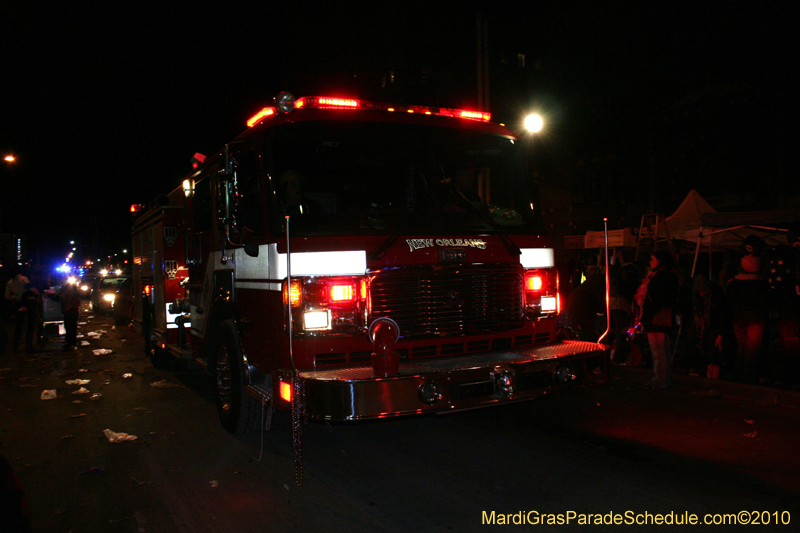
130, 92, 609, 483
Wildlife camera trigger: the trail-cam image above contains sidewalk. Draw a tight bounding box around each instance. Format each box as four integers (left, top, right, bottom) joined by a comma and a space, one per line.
610, 362, 800, 410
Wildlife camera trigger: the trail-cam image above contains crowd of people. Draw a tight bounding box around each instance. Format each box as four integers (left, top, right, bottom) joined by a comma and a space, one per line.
566, 230, 800, 390
1, 266, 80, 356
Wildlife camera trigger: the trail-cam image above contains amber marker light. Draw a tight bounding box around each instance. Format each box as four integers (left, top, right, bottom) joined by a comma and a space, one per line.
280, 381, 292, 402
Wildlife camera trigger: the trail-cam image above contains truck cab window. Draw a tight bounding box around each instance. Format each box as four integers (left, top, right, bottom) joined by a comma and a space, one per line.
233, 149, 263, 235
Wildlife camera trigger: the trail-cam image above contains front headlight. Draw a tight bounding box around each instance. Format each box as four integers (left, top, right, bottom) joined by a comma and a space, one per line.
103, 293, 116, 302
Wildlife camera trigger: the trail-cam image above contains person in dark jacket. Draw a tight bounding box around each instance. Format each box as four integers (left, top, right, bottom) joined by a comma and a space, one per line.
634, 251, 679, 389
727, 254, 770, 384
4, 268, 30, 353
688, 275, 734, 378
46, 278, 82, 351
17, 284, 40, 353
767, 230, 800, 387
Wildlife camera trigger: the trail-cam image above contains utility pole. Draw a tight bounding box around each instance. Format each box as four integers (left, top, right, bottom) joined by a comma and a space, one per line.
476, 14, 489, 112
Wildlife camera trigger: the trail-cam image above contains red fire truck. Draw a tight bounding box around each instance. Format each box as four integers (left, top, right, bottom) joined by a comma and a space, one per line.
131, 92, 609, 445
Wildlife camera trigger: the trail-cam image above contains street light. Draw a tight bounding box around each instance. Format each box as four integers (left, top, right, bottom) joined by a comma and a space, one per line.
524, 113, 544, 134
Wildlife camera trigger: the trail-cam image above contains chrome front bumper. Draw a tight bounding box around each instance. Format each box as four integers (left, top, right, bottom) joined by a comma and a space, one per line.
288, 340, 609, 421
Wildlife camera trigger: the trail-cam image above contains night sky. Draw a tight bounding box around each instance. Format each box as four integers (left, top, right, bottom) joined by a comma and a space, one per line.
1, 2, 796, 267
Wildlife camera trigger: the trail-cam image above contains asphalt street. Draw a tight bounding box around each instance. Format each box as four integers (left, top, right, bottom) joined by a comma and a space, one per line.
2, 301, 800, 532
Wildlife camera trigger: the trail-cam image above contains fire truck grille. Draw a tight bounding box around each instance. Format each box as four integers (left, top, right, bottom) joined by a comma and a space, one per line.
370, 264, 523, 340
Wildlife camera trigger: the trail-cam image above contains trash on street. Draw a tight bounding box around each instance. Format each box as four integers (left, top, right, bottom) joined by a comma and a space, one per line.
150, 379, 183, 388
41, 390, 57, 400
103, 429, 138, 442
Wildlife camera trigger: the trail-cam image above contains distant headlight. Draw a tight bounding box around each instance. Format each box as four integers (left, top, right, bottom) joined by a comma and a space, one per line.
80, 285, 90, 292
103, 293, 116, 302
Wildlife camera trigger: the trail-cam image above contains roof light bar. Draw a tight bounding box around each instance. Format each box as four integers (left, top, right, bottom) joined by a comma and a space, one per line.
245, 93, 493, 127
247, 107, 276, 128
459, 110, 492, 121
317, 97, 359, 108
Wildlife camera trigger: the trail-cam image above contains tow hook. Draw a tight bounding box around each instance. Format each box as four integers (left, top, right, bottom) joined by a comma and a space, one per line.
492, 366, 516, 400
369, 318, 400, 377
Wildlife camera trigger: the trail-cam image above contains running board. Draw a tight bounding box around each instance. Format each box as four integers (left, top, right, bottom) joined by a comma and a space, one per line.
193, 357, 273, 402
245, 383, 274, 402
166, 345, 194, 360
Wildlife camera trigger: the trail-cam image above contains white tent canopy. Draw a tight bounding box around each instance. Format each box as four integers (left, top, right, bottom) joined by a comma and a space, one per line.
664, 191, 798, 276
666, 189, 716, 245
667, 190, 791, 249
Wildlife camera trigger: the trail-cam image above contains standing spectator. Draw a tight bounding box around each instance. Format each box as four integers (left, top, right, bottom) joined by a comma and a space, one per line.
564, 266, 607, 341
17, 283, 40, 353
767, 230, 800, 387
4, 267, 30, 353
688, 275, 733, 378
609, 261, 641, 364
726, 254, 770, 384
634, 251, 679, 389
47, 278, 82, 351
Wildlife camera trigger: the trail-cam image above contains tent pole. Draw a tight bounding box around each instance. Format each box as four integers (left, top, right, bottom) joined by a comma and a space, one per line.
691, 228, 703, 278
708, 247, 712, 282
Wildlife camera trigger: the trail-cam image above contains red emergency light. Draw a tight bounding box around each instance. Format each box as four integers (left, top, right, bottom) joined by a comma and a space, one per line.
246, 92, 492, 127
524, 269, 560, 317
246, 107, 276, 128
525, 275, 543, 292
316, 97, 359, 108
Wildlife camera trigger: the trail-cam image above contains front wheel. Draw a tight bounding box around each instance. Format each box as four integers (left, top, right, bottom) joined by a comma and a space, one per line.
213, 319, 260, 435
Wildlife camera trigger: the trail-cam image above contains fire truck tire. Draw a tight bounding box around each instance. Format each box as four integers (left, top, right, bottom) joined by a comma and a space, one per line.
213, 319, 259, 435
143, 327, 168, 369
146, 340, 164, 368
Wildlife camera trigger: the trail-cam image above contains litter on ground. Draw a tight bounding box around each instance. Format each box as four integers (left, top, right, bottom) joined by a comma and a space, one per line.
103, 429, 138, 443
41, 390, 57, 400
150, 380, 183, 388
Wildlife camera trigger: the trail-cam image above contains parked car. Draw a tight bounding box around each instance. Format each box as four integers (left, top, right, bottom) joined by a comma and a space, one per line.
78, 273, 102, 299
91, 276, 129, 315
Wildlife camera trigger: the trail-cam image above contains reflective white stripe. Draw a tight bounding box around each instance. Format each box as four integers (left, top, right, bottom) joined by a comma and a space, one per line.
234, 245, 270, 278
235, 281, 275, 290
166, 303, 189, 329
520, 248, 555, 268
277, 250, 367, 277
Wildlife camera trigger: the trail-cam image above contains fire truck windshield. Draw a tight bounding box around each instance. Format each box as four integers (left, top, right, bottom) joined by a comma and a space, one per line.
267, 121, 539, 236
